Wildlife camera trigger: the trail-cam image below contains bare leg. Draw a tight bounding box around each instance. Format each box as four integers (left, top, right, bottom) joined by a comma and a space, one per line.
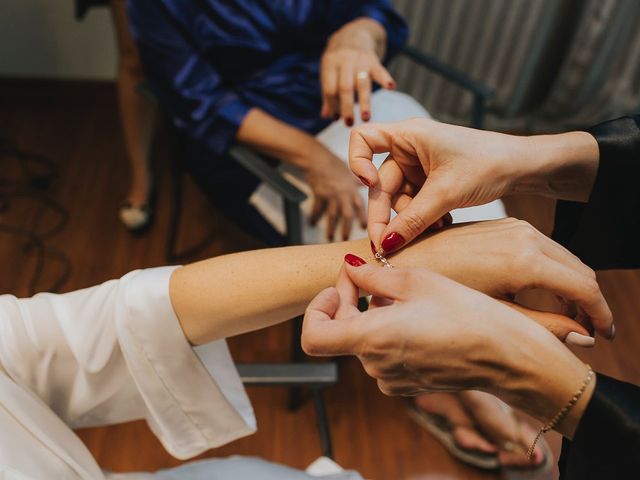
111, 0, 156, 221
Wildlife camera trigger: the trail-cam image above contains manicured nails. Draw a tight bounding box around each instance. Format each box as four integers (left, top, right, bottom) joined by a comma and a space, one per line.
610, 323, 616, 339
362, 111, 371, 122
345, 117, 354, 127
345, 253, 366, 267
370, 241, 377, 255
565, 332, 596, 348
333, 113, 340, 121
358, 175, 371, 187
381, 232, 405, 254
387, 81, 396, 90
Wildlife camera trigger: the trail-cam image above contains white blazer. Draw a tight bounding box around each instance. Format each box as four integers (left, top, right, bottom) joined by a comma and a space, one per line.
0, 267, 256, 479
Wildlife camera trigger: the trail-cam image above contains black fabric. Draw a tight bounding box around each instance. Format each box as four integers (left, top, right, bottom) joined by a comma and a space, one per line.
552, 115, 640, 479
552, 115, 640, 269
559, 375, 640, 479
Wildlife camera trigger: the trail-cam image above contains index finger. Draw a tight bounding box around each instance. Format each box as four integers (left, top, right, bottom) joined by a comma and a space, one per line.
348, 123, 399, 188
368, 157, 404, 250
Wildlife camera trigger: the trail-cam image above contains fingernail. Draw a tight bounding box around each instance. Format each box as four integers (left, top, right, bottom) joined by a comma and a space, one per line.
381, 232, 405, 254
345, 117, 354, 127
333, 113, 340, 121
357, 175, 371, 187
370, 240, 377, 255
387, 81, 396, 90
443, 213, 453, 226
610, 323, 616, 339
345, 253, 366, 266
565, 332, 596, 348
362, 111, 370, 122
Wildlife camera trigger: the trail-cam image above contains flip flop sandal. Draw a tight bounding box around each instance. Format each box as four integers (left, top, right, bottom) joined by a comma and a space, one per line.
406, 400, 500, 470
499, 405, 554, 478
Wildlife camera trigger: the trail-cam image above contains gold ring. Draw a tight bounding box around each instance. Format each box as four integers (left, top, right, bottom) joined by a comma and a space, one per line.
356, 71, 369, 80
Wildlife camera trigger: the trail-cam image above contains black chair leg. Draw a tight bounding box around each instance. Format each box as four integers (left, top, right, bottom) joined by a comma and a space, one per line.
288, 315, 305, 411
313, 387, 333, 459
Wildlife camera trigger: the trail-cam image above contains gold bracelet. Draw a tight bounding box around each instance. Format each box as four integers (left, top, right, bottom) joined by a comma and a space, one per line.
527, 364, 594, 459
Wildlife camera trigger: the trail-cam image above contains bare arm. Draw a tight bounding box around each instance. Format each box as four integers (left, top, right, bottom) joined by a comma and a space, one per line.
170, 238, 372, 345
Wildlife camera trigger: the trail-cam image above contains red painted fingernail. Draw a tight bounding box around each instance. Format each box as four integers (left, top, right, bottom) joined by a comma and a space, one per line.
370, 241, 377, 255
387, 81, 396, 90
345, 253, 367, 267
345, 117, 354, 127
362, 111, 370, 122
333, 113, 340, 121
381, 232, 405, 253
357, 175, 371, 187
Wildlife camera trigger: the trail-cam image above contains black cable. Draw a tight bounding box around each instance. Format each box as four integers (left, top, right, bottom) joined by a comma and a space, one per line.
0, 145, 72, 295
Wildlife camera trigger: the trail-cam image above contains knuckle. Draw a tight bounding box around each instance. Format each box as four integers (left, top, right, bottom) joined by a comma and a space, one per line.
377, 379, 393, 396
402, 210, 428, 237
339, 84, 354, 95
582, 277, 602, 301
300, 332, 320, 356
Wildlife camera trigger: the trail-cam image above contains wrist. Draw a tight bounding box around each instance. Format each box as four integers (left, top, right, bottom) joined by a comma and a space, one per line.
512, 132, 599, 202
497, 323, 593, 437
328, 17, 386, 57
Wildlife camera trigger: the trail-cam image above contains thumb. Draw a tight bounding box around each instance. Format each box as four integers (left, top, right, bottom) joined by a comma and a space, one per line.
380, 178, 452, 253
302, 287, 360, 356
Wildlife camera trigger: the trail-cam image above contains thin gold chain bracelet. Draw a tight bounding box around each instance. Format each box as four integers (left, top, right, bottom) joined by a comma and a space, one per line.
527, 364, 594, 459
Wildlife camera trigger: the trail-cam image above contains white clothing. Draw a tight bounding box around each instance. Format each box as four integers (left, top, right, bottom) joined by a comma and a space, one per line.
0, 268, 358, 479
250, 89, 506, 243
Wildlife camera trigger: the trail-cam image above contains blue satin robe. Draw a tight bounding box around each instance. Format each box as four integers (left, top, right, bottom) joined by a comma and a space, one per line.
127, 0, 408, 162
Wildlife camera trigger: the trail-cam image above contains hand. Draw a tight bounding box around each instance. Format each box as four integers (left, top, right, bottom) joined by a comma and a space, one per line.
393, 218, 613, 340
306, 142, 366, 240
302, 260, 595, 438
320, 17, 396, 125
349, 118, 599, 253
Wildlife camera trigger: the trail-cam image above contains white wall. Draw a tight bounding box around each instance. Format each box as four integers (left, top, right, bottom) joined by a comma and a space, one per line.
0, 0, 117, 80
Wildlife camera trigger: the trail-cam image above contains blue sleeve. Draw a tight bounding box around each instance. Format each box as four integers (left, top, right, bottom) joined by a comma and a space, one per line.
329, 0, 409, 62
127, 0, 251, 158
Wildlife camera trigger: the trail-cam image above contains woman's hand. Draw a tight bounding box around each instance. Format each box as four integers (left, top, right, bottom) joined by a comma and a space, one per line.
302, 260, 595, 439
393, 218, 613, 340
305, 141, 366, 241
320, 17, 396, 125
350, 118, 599, 253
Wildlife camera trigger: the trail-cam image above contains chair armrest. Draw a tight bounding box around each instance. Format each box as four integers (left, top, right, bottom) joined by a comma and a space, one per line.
237, 363, 338, 387
229, 145, 307, 204
399, 45, 494, 100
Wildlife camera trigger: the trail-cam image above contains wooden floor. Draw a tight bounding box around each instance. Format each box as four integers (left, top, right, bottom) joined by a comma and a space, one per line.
2, 80, 639, 480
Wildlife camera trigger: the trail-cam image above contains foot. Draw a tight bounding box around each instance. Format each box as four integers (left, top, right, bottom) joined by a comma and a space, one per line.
415, 392, 546, 468
120, 174, 153, 231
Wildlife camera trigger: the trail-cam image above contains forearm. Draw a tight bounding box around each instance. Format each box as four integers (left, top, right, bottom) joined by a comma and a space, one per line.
495, 323, 595, 439
236, 108, 317, 170
511, 131, 600, 202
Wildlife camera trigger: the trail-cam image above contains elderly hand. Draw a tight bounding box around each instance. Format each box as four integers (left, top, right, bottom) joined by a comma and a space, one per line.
393, 218, 612, 340
320, 17, 396, 125
302, 260, 595, 438
349, 118, 599, 253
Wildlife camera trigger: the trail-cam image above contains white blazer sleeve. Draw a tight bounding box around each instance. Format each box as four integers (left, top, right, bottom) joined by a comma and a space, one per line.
0, 267, 256, 460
